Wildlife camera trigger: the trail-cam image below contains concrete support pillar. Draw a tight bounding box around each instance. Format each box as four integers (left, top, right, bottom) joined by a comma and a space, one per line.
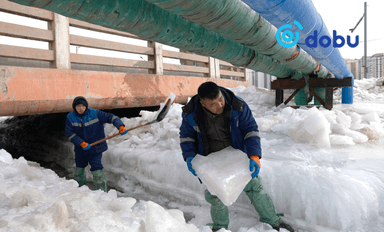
48, 13, 70, 69
148, 41, 163, 75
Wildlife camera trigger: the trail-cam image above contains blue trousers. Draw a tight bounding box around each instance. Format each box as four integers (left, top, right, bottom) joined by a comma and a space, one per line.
75, 150, 103, 171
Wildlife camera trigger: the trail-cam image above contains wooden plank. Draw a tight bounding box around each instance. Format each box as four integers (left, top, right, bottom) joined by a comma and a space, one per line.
219, 60, 237, 67
69, 18, 140, 39
207, 57, 215, 78
310, 89, 326, 108
147, 41, 163, 75
284, 89, 300, 105
163, 63, 209, 74
70, 53, 154, 69
0, 21, 53, 41
70, 34, 154, 55
220, 69, 245, 77
325, 87, 333, 110
163, 50, 209, 63
275, 89, 284, 106
290, 105, 321, 109
0, 44, 54, 60
271, 77, 353, 89
0, 0, 52, 21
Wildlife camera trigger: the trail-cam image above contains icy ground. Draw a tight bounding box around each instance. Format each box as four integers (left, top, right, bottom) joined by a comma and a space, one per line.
1, 78, 384, 232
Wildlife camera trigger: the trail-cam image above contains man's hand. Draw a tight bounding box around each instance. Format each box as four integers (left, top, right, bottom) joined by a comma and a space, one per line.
119, 125, 128, 135
80, 142, 91, 151
249, 156, 261, 178
186, 157, 197, 176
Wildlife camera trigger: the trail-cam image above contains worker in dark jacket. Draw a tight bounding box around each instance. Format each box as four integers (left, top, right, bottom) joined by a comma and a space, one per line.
65, 96, 127, 192
179, 82, 294, 232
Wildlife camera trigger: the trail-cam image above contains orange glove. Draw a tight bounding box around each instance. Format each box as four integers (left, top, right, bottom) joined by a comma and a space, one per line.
80, 142, 90, 150
119, 125, 127, 135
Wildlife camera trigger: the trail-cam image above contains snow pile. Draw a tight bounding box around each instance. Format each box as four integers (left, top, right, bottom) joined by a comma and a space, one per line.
334, 78, 384, 102
231, 83, 384, 148
0, 149, 199, 232
1, 79, 384, 232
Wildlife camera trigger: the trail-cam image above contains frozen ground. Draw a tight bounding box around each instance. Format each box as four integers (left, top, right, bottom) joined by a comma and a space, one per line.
1, 78, 384, 232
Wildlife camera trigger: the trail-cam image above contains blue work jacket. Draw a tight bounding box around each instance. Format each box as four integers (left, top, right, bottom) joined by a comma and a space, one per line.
179, 87, 261, 161
65, 108, 124, 154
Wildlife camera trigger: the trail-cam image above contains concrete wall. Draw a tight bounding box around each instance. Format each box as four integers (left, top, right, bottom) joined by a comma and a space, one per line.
0, 65, 249, 116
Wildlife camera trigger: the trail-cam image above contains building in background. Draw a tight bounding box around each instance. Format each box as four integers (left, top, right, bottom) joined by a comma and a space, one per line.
346, 53, 384, 79
372, 53, 384, 78
345, 59, 361, 80
248, 69, 275, 89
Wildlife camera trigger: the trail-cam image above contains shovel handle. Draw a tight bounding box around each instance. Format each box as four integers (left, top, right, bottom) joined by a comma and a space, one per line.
89, 122, 150, 147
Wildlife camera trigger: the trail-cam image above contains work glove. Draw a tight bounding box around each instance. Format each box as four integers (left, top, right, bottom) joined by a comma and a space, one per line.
80, 142, 91, 151
249, 156, 261, 178
186, 157, 197, 176
119, 125, 128, 135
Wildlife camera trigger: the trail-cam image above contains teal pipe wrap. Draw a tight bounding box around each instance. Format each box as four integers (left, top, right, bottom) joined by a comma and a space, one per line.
10, 0, 301, 79
144, 0, 331, 78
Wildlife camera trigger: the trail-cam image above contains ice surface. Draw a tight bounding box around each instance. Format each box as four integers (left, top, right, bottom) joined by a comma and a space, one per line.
192, 147, 252, 206
1, 79, 384, 232
145, 201, 199, 232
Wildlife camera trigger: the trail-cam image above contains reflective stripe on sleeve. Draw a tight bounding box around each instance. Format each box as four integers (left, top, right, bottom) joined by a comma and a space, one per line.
71, 123, 82, 127
68, 134, 76, 140
244, 131, 260, 140
111, 116, 118, 123
84, 118, 99, 126
193, 126, 200, 133
180, 137, 195, 143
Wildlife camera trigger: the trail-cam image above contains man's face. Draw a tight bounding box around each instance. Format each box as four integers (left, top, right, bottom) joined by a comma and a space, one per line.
200, 91, 225, 115
75, 104, 86, 114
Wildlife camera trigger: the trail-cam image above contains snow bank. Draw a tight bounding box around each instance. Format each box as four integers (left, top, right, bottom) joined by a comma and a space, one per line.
0, 149, 198, 232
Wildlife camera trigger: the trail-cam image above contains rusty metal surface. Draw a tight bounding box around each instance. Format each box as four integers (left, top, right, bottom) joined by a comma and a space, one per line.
0, 65, 249, 116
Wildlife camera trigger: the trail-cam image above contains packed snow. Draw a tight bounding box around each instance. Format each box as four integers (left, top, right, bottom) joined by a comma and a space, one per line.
1, 78, 384, 232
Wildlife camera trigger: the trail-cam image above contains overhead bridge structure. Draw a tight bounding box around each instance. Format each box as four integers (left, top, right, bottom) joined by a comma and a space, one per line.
0, 0, 353, 116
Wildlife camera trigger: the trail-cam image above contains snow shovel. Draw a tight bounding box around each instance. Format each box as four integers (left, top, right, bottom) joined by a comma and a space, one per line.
90, 92, 176, 147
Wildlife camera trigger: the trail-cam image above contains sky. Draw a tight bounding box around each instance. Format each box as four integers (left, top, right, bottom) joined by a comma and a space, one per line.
1, 78, 384, 232
311, 0, 384, 59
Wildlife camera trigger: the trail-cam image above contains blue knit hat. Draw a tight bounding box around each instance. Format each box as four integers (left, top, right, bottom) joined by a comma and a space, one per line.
72, 96, 88, 113
75, 99, 87, 107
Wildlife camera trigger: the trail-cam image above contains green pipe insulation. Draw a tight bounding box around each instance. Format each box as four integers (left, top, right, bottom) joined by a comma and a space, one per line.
143, 0, 332, 79
10, 0, 303, 79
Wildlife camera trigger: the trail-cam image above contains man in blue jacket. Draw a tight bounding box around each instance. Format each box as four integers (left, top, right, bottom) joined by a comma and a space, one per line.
65, 96, 127, 192
179, 82, 294, 232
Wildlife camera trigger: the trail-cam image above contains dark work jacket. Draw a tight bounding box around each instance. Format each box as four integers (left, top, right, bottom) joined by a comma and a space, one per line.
65, 97, 124, 155
179, 87, 262, 161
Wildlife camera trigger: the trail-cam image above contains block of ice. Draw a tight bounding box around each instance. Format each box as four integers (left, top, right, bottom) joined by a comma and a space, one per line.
191, 147, 252, 206
145, 201, 199, 232
0, 149, 13, 164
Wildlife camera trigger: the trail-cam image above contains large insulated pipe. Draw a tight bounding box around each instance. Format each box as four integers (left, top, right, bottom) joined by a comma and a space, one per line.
241, 0, 354, 104
143, 0, 331, 79
9, 0, 301, 79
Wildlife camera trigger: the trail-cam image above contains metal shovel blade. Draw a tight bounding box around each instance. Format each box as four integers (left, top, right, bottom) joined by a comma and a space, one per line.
154, 92, 176, 123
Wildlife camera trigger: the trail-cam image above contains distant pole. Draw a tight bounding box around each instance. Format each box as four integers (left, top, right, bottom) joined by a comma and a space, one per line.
364, 2, 367, 79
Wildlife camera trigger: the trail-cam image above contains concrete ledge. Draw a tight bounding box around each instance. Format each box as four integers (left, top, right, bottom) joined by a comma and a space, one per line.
0, 66, 249, 116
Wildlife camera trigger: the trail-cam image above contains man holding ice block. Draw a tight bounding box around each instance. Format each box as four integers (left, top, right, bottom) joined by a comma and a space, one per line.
179, 82, 294, 232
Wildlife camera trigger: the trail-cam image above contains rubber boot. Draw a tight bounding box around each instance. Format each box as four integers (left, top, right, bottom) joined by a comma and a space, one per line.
243, 177, 283, 227
204, 189, 229, 231
92, 169, 107, 192
74, 167, 87, 187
